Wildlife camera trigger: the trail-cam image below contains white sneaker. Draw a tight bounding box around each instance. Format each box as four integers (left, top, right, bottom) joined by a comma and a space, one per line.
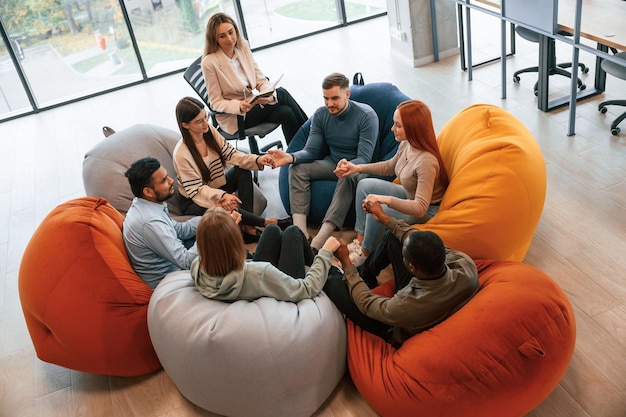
347, 239, 362, 254
349, 249, 368, 267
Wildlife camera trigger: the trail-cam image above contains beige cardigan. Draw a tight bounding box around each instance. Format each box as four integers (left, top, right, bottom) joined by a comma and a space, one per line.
173, 124, 263, 207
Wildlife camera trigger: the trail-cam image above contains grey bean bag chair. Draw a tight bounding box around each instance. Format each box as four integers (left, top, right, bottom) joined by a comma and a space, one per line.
148, 270, 347, 417
83, 123, 267, 220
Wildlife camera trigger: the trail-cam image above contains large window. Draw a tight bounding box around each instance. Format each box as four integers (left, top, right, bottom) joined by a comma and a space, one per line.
124, 0, 209, 77
0, 0, 386, 122
238, 0, 387, 49
0, 0, 142, 114
0, 39, 31, 118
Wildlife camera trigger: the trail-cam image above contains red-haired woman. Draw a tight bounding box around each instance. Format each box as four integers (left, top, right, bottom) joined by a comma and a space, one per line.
334, 100, 449, 267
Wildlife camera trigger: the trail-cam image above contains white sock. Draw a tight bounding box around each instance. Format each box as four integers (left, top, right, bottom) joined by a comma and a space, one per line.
292, 213, 309, 238
310, 222, 336, 250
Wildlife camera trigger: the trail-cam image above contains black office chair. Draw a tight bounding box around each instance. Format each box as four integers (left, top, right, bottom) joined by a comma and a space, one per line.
183, 57, 283, 182
598, 51, 626, 135
513, 26, 588, 96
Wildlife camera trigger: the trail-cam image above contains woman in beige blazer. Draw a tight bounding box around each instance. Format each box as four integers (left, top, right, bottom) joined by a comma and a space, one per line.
201, 13, 307, 145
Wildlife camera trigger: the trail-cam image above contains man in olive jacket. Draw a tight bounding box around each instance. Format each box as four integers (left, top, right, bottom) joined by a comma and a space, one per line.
325, 201, 479, 347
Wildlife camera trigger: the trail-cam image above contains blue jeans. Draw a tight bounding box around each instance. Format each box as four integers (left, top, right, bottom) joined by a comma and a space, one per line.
355, 178, 440, 252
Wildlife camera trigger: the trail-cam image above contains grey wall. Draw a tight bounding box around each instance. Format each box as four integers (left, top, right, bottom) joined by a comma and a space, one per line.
386, 0, 458, 67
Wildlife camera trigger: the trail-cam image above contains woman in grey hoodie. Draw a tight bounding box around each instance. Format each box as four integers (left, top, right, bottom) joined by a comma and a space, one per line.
192, 207, 341, 302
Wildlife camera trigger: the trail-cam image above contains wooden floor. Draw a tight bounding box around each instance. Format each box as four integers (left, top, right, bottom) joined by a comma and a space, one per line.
1, 15, 625, 417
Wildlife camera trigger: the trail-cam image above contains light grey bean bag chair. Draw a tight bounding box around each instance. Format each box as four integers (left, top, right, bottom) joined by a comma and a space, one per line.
147, 270, 347, 417
83, 123, 267, 220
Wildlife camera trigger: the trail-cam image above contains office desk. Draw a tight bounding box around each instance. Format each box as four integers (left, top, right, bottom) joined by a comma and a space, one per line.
537, 0, 626, 113
558, 0, 626, 52
554, 0, 625, 134
455, 0, 625, 134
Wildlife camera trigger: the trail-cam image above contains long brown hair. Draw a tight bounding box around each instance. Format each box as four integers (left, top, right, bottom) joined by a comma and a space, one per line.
196, 207, 246, 276
175, 96, 225, 183
204, 13, 243, 56
397, 100, 449, 188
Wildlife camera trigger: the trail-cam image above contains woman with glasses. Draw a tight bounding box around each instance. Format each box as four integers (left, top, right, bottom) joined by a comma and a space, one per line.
202, 12, 307, 145
174, 96, 291, 243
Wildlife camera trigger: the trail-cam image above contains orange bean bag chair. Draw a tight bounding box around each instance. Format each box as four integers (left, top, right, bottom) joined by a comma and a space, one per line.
420, 103, 547, 261
348, 260, 576, 417
345, 105, 569, 415
18, 197, 160, 376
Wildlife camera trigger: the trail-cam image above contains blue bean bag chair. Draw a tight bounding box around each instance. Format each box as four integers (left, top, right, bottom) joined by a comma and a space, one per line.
278, 82, 410, 224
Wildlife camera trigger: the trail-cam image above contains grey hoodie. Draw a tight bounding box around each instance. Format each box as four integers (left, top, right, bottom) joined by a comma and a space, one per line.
192, 249, 334, 302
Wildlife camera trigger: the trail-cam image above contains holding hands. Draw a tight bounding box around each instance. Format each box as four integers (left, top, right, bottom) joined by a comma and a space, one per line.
333, 158, 361, 178
267, 148, 295, 168
217, 192, 241, 212
361, 194, 391, 209
256, 154, 274, 167
333, 239, 351, 268
321, 236, 341, 253
363, 199, 391, 224
321, 237, 351, 269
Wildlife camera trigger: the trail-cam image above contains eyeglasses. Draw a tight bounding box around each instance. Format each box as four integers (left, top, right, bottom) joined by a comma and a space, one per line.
193, 114, 209, 125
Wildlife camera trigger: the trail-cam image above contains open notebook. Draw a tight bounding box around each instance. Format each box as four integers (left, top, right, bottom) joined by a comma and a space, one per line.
248, 73, 284, 104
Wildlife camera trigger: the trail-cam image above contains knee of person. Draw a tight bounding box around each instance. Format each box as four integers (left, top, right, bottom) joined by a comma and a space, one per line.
343, 173, 361, 185
356, 181, 370, 199
282, 224, 304, 240
358, 177, 380, 192
263, 223, 282, 237
271, 105, 291, 119
289, 163, 307, 178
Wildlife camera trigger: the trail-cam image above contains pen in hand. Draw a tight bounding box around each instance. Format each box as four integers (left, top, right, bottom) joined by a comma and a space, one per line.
242, 89, 250, 113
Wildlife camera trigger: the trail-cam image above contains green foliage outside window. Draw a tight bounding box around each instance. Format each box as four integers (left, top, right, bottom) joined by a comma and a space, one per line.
177, 0, 201, 33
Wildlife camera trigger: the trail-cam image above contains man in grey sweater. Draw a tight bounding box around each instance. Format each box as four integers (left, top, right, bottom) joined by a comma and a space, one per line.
269, 72, 379, 251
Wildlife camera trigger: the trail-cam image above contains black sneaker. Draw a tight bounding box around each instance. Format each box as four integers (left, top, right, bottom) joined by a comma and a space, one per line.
277, 216, 293, 230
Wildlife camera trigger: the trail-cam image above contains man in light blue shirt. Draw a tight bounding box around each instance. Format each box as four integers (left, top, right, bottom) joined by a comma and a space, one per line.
123, 157, 200, 289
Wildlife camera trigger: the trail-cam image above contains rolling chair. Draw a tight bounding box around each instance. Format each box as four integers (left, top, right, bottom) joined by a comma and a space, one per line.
513, 26, 588, 96
183, 56, 283, 183
598, 51, 626, 135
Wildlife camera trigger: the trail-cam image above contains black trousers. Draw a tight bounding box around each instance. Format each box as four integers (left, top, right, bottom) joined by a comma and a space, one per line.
244, 87, 308, 145
324, 231, 413, 341
253, 224, 315, 279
